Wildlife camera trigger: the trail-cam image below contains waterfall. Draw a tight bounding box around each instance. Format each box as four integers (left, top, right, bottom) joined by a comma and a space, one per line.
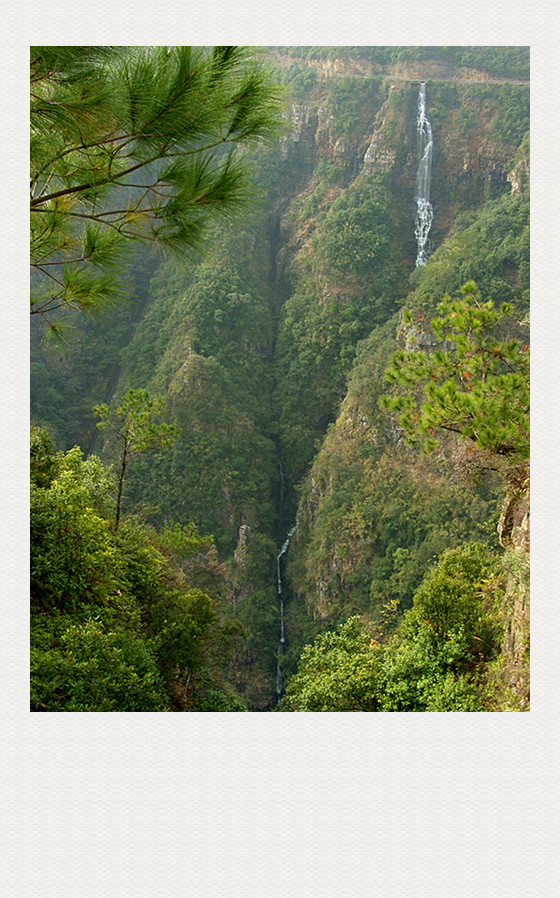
275, 524, 297, 701
414, 82, 434, 267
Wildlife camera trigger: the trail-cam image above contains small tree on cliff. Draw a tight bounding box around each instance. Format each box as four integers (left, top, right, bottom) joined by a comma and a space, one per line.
94, 389, 180, 530
380, 282, 529, 489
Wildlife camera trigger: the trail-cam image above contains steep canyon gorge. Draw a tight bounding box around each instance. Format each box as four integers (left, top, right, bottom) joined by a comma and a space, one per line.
31, 47, 529, 710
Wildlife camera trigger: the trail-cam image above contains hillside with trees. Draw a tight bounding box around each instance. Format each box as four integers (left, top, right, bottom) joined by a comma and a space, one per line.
30, 45, 529, 711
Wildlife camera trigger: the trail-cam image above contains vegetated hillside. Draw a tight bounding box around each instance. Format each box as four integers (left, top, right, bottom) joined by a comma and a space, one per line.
30, 47, 529, 710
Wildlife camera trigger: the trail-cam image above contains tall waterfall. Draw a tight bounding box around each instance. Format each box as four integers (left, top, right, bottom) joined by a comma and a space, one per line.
275, 524, 297, 701
414, 82, 434, 267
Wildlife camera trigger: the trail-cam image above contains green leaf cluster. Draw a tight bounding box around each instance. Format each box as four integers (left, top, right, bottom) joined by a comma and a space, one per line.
30, 428, 247, 711
30, 45, 285, 332
382, 285, 529, 474
280, 543, 503, 712
279, 617, 381, 711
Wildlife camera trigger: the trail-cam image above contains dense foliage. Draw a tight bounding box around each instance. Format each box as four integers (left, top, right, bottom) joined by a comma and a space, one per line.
30, 427, 247, 711
280, 543, 505, 712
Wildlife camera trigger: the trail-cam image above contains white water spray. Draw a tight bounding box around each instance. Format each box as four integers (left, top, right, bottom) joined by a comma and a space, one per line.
275, 524, 297, 699
414, 83, 434, 267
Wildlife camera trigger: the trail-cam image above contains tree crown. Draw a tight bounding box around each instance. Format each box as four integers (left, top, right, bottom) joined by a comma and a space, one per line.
380, 283, 529, 480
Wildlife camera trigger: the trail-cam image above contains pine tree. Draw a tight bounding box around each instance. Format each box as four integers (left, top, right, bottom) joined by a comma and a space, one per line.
30, 46, 284, 337
380, 282, 529, 486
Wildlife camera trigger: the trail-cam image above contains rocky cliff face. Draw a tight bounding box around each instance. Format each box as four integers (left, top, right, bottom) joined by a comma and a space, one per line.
276, 67, 525, 269
496, 487, 530, 707
274, 51, 529, 86
268, 53, 530, 705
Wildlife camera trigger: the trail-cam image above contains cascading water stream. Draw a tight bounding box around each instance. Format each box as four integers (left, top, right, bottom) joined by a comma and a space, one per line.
414, 82, 434, 267
275, 524, 297, 701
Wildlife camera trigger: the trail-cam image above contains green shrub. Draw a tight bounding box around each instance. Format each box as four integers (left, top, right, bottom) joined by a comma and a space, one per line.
31, 619, 169, 712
